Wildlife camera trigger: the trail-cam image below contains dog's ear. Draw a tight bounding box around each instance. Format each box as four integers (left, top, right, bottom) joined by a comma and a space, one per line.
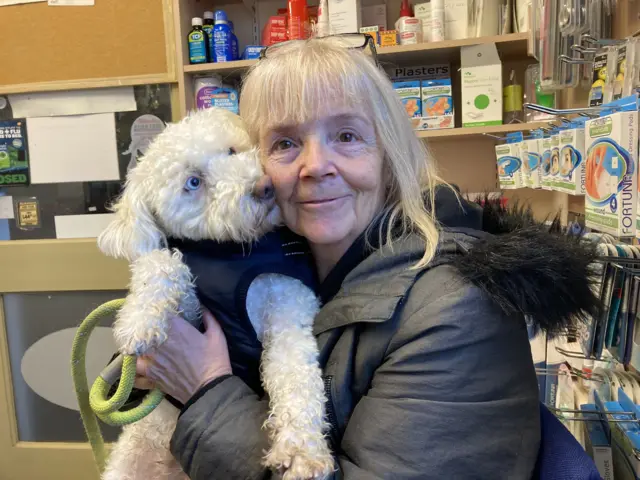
97, 170, 166, 261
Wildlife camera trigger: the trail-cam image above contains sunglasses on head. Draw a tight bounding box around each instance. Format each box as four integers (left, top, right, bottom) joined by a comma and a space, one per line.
259, 33, 379, 66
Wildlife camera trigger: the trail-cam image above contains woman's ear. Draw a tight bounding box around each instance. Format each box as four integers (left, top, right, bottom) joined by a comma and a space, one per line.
97, 173, 166, 262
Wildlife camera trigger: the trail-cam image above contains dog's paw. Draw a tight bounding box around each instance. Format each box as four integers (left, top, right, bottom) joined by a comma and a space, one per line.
113, 310, 170, 356
265, 442, 334, 480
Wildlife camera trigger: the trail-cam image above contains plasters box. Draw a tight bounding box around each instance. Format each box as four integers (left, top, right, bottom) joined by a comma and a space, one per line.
461, 44, 502, 127
523, 137, 542, 189
585, 110, 638, 237
555, 124, 586, 195
496, 140, 524, 190
393, 80, 421, 118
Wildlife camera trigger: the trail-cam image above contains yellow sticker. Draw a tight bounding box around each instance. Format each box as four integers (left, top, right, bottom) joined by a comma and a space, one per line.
17, 200, 39, 228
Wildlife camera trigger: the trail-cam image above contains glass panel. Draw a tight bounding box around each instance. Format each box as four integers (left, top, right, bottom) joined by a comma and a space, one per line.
0, 84, 172, 240
3, 290, 127, 442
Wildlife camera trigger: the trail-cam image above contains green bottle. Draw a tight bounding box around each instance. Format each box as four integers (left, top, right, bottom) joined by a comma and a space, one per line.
188, 17, 209, 64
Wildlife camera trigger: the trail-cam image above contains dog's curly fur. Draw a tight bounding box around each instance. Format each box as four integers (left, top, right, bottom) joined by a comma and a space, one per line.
98, 108, 333, 480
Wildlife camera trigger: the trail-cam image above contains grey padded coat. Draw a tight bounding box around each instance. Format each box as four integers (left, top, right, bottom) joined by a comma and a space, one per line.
170, 196, 599, 480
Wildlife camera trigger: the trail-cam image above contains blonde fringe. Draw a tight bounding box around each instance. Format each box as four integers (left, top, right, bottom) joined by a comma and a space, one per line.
240, 37, 456, 268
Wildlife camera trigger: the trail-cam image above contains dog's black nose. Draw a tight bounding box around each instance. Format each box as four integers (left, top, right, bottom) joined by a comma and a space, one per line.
253, 176, 275, 201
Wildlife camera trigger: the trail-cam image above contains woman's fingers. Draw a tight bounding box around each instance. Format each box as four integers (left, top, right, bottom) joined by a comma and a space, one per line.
202, 308, 223, 340
134, 375, 156, 390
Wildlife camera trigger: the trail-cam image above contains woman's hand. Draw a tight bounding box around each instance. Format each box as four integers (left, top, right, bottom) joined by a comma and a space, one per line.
135, 309, 232, 405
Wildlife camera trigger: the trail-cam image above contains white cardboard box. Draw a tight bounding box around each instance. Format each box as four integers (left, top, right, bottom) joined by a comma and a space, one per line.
460, 43, 503, 127
361, 4, 386, 31
444, 0, 469, 40
329, 0, 361, 34
414, 2, 432, 42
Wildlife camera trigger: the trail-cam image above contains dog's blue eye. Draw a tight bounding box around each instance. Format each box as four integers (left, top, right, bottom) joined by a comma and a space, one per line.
228, 147, 236, 155
185, 176, 201, 191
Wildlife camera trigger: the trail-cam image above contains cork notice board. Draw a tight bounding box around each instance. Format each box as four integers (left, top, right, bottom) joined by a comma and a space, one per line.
0, 0, 170, 89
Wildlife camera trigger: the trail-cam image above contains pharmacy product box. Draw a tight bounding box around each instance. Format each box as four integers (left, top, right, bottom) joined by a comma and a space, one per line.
359, 26, 379, 45
496, 133, 524, 190
555, 121, 586, 195
361, 4, 386, 31
414, 2, 431, 42
581, 404, 613, 480
328, 0, 361, 35
195, 86, 239, 114
460, 43, 502, 127
242, 46, 265, 60
540, 135, 556, 190
393, 81, 421, 118
444, 0, 469, 40
585, 107, 638, 238
523, 136, 543, 189
378, 30, 398, 47
391, 64, 453, 130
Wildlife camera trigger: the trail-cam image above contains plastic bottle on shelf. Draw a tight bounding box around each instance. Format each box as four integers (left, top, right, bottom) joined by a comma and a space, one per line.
395, 0, 422, 45
203, 11, 215, 62
288, 0, 309, 40
316, 0, 329, 38
188, 17, 209, 64
213, 10, 234, 63
229, 21, 240, 61
431, 0, 445, 42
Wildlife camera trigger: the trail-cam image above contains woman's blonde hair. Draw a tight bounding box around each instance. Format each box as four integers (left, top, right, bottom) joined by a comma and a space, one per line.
240, 36, 445, 268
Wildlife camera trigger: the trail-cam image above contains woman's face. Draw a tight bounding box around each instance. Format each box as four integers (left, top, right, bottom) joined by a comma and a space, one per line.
260, 109, 385, 253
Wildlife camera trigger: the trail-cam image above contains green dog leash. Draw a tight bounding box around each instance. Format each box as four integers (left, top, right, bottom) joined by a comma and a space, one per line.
71, 299, 164, 473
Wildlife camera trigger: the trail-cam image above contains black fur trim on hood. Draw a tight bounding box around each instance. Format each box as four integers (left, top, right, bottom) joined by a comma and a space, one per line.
435, 189, 601, 337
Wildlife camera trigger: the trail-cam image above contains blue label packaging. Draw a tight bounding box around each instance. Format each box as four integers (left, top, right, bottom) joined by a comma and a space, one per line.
581, 404, 613, 480
585, 107, 638, 237
213, 11, 233, 63
393, 80, 422, 118
495, 133, 524, 189
540, 136, 553, 190
523, 135, 542, 189
195, 81, 238, 114
242, 46, 266, 60
556, 121, 586, 195
389, 64, 454, 130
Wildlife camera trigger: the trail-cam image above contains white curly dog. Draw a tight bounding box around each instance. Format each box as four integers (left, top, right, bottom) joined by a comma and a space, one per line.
97, 107, 334, 480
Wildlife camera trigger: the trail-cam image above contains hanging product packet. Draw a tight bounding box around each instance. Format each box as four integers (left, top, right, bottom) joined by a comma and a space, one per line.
522, 129, 544, 189
495, 132, 524, 190
541, 128, 560, 191
584, 95, 638, 238
555, 117, 587, 195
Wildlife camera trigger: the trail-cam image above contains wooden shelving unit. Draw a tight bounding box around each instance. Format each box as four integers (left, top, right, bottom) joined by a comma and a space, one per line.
416, 122, 548, 140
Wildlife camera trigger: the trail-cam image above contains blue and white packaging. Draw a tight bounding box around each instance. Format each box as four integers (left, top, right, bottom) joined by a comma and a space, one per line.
584, 96, 638, 238
523, 130, 543, 189
213, 10, 234, 63
582, 404, 614, 480
393, 80, 422, 118
496, 132, 524, 190
242, 46, 266, 60
556, 118, 587, 195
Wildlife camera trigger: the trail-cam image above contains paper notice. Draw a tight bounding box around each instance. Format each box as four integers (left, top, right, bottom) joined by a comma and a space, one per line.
54, 213, 115, 239
48, 0, 94, 5
0, 0, 46, 6
8, 87, 136, 118
0, 196, 14, 219
26, 113, 120, 184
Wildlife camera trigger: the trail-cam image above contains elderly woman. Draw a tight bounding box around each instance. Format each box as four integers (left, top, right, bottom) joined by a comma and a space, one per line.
136, 36, 597, 479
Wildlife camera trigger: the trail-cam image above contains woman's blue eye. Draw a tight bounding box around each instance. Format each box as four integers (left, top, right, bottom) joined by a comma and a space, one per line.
185, 176, 202, 191
338, 131, 358, 143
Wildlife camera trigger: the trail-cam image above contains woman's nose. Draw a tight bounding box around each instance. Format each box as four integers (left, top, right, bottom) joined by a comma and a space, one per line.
252, 175, 275, 200
300, 138, 335, 178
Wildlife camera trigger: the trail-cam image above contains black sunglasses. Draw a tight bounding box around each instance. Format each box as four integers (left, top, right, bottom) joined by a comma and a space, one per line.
259, 33, 379, 66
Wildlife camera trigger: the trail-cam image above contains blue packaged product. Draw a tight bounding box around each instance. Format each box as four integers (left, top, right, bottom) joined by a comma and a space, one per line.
229, 21, 240, 61
242, 46, 266, 60
195, 85, 239, 114
213, 11, 233, 63
393, 81, 421, 118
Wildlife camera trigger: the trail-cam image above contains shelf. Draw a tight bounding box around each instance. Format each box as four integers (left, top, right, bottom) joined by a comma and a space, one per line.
182, 32, 531, 77
416, 122, 549, 140
377, 32, 531, 65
